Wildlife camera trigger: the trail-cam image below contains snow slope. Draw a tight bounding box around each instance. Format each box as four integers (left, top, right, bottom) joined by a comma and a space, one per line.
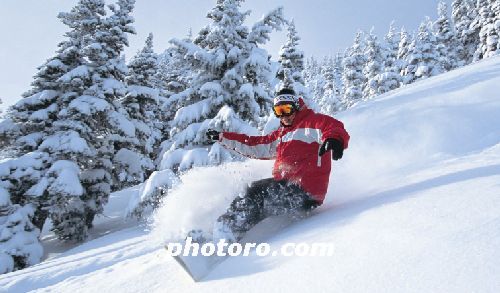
1, 56, 500, 292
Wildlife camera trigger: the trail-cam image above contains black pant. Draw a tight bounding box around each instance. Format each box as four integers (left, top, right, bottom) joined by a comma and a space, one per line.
214, 178, 320, 242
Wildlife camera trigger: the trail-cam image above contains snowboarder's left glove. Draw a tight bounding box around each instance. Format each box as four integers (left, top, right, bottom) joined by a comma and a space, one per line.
206, 129, 220, 142
319, 138, 344, 160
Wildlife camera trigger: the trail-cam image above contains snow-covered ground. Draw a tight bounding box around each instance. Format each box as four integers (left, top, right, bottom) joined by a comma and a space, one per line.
1, 56, 500, 292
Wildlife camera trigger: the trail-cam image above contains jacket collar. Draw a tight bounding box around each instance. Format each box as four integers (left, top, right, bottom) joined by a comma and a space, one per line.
294, 98, 312, 122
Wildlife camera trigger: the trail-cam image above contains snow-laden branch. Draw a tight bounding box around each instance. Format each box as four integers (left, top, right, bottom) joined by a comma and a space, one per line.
169, 38, 213, 68
248, 6, 285, 45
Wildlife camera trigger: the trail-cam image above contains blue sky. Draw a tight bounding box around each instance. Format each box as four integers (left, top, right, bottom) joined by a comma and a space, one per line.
0, 0, 450, 107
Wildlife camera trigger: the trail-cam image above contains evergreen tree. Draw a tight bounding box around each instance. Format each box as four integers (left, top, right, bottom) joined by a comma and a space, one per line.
494, 0, 500, 52
277, 19, 307, 97
51, 0, 137, 240
303, 56, 320, 87
0, 0, 93, 244
0, 148, 55, 273
159, 0, 285, 173
1, 0, 108, 242
127, 33, 158, 88
379, 22, 402, 94
397, 27, 412, 84
452, 0, 476, 64
303, 56, 321, 102
155, 30, 194, 98
119, 32, 160, 189
434, 1, 461, 71
475, 0, 499, 60
332, 53, 345, 98
309, 56, 328, 108
319, 56, 342, 114
1, 0, 137, 242
402, 18, 442, 84
362, 28, 384, 99
460, 0, 481, 63
155, 30, 195, 131
0, 185, 42, 274
342, 31, 366, 108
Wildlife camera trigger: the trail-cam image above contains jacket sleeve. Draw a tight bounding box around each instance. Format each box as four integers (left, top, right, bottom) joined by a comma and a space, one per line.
219, 130, 280, 160
318, 114, 350, 149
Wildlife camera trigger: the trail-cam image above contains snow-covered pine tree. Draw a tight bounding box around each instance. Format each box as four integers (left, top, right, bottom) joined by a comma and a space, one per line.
301, 56, 327, 114
303, 56, 319, 88
0, 0, 109, 243
154, 52, 171, 98
474, 0, 499, 60
379, 21, 402, 94
154, 31, 196, 133
308, 56, 328, 108
318, 56, 342, 115
459, 0, 481, 63
303, 56, 322, 105
0, 145, 60, 273
277, 19, 307, 98
159, 0, 285, 173
127, 33, 158, 90
494, 0, 500, 52
362, 28, 384, 100
434, 1, 462, 71
332, 53, 345, 99
119, 32, 159, 189
342, 31, 366, 108
452, 0, 476, 64
313, 57, 329, 113
65, 0, 138, 234
0, 184, 42, 274
156, 29, 194, 98
0, 0, 89, 157
402, 18, 443, 84
2, 0, 138, 242
397, 27, 412, 84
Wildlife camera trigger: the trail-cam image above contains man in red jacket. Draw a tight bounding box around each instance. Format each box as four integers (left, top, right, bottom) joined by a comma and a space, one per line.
205, 88, 350, 243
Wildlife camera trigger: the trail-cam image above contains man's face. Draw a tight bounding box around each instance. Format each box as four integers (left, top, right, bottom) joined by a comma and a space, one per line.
280, 112, 296, 126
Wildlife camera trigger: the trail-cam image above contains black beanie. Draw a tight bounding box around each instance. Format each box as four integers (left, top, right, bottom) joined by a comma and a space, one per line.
276, 88, 296, 96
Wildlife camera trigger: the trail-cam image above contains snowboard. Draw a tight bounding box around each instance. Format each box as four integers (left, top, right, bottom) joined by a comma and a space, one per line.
166, 248, 230, 282
166, 215, 295, 282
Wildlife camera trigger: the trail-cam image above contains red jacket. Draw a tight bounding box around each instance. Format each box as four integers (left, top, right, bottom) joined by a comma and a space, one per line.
219, 99, 350, 203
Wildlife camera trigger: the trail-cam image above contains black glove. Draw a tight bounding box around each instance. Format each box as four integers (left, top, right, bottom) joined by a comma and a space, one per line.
319, 138, 344, 160
206, 129, 220, 142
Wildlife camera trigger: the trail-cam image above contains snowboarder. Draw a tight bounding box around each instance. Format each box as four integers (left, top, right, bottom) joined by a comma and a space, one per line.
205, 88, 350, 243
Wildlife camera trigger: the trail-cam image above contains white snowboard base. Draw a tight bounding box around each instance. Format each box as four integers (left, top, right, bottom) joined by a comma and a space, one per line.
167, 215, 298, 282
168, 251, 229, 282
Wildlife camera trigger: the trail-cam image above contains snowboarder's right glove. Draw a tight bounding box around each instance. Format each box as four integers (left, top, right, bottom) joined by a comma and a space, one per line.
206, 129, 220, 142
319, 138, 344, 160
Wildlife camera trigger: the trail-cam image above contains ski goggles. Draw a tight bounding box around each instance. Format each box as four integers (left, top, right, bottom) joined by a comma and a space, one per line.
273, 103, 295, 117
